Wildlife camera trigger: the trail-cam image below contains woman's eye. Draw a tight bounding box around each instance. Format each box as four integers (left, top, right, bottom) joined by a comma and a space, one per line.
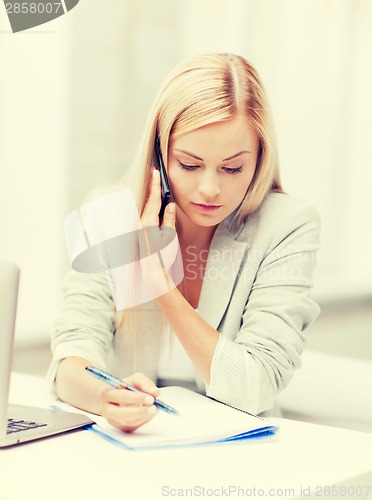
177, 161, 199, 171
176, 161, 243, 174
223, 166, 243, 174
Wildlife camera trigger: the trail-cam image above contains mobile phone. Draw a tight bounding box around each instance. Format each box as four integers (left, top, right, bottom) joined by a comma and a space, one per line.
155, 134, 171, 220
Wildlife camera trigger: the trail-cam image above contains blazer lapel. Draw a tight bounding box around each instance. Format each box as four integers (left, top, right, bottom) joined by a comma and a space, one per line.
197, 219, 247, 330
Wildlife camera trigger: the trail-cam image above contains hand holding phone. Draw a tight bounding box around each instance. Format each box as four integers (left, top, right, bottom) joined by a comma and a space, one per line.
155, 135, 171, 221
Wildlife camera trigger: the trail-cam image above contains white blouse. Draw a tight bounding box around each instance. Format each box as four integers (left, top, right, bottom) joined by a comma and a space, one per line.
157, 323, 198, 386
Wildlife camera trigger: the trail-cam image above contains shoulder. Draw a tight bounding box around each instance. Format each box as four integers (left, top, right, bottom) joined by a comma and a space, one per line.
256, 192, 319, 225
235, 192, 321, 247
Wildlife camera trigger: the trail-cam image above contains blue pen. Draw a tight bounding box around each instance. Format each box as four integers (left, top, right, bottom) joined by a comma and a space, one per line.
85, 366, 180, 416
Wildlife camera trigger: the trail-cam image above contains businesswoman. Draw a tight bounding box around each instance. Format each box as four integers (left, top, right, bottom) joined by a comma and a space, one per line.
49, 53, 320, 432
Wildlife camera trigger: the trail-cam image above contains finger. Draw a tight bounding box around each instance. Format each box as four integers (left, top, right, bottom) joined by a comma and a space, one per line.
124, 372, 160, 397
161, 202, 176, 229
102, 401, 158, 432
101, 388, 155, 407
142, 169, 161, 227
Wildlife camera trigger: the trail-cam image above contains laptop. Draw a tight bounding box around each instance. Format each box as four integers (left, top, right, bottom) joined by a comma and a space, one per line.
0, 261, 93, 448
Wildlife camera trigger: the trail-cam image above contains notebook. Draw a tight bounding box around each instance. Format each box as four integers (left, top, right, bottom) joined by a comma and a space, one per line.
86, 386, 278, 450
57, 384, 278, 451
0, 261, 93, 448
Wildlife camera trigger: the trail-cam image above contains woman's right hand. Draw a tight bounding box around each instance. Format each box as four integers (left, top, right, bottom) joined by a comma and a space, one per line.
99, 372, 161, 432
138, 168, 181, 299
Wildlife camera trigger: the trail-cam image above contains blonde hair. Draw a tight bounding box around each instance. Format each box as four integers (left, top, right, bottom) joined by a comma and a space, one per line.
126, 52, 282, 228
115, 53, 283, 352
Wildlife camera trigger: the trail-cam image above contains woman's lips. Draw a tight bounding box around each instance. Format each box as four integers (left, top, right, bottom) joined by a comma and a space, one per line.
192, 203, 222, 212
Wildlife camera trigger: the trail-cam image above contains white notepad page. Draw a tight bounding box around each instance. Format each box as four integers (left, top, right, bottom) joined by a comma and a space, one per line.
57, 386, 276, 450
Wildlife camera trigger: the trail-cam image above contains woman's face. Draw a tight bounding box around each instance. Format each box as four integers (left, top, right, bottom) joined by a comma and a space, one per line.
167, 114, 259, 232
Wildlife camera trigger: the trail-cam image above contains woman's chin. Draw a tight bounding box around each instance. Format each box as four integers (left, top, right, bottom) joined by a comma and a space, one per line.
184, 213, 224, 229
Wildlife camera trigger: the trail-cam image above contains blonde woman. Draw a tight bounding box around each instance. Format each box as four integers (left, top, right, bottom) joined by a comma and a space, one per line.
49, 53, 320, 432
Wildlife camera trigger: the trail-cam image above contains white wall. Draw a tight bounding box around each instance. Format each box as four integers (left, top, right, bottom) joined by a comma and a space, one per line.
0, 11, 72, 344
1, 0, 371, 346
157, 0, 372, 302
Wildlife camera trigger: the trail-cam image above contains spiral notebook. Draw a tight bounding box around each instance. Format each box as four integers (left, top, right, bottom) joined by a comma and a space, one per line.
57, 386, 277, 451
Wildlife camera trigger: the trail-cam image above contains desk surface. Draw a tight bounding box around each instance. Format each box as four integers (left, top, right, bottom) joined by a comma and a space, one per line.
1, 372, 372, 500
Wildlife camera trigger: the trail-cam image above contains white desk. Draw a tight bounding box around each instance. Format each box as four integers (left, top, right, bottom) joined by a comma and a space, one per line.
1, 372, 372, 500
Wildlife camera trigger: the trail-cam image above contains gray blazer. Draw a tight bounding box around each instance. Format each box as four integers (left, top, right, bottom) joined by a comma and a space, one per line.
48, 192, 320, 416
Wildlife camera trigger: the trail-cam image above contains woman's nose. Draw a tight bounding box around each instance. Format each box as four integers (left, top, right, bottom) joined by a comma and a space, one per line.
197, 172, 221, 199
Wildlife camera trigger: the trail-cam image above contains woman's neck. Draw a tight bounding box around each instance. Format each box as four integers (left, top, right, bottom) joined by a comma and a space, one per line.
176, 211, 217, 250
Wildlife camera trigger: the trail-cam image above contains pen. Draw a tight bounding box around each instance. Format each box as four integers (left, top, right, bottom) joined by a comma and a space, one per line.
85, 366, 180, 416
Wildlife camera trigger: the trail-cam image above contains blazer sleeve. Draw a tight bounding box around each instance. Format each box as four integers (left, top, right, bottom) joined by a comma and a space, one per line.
47, 269, 116, 393
205, 201, 321, 415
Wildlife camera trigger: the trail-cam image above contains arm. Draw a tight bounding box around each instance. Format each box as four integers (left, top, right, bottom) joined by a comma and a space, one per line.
146, 181, 320, 414
55, 356, 109, 414
204, 203, 321, 414
55, 357, 160, 432
156, 218, 320, 414
49, 270, 160, 431
156, 288, 219, 384
140, 169, 219, 383
48, 269, 116, 392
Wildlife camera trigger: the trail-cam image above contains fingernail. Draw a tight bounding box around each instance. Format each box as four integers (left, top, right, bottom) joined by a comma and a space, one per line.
168, 203, 175, 213
148, 406, 157, 414
144, 395, 154, 405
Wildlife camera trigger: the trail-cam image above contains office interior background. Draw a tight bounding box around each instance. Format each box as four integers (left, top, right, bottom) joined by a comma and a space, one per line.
0, 0, 371, 431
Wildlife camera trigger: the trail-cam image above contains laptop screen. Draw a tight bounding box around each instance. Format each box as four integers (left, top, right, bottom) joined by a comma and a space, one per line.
0, 261, 20, 438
